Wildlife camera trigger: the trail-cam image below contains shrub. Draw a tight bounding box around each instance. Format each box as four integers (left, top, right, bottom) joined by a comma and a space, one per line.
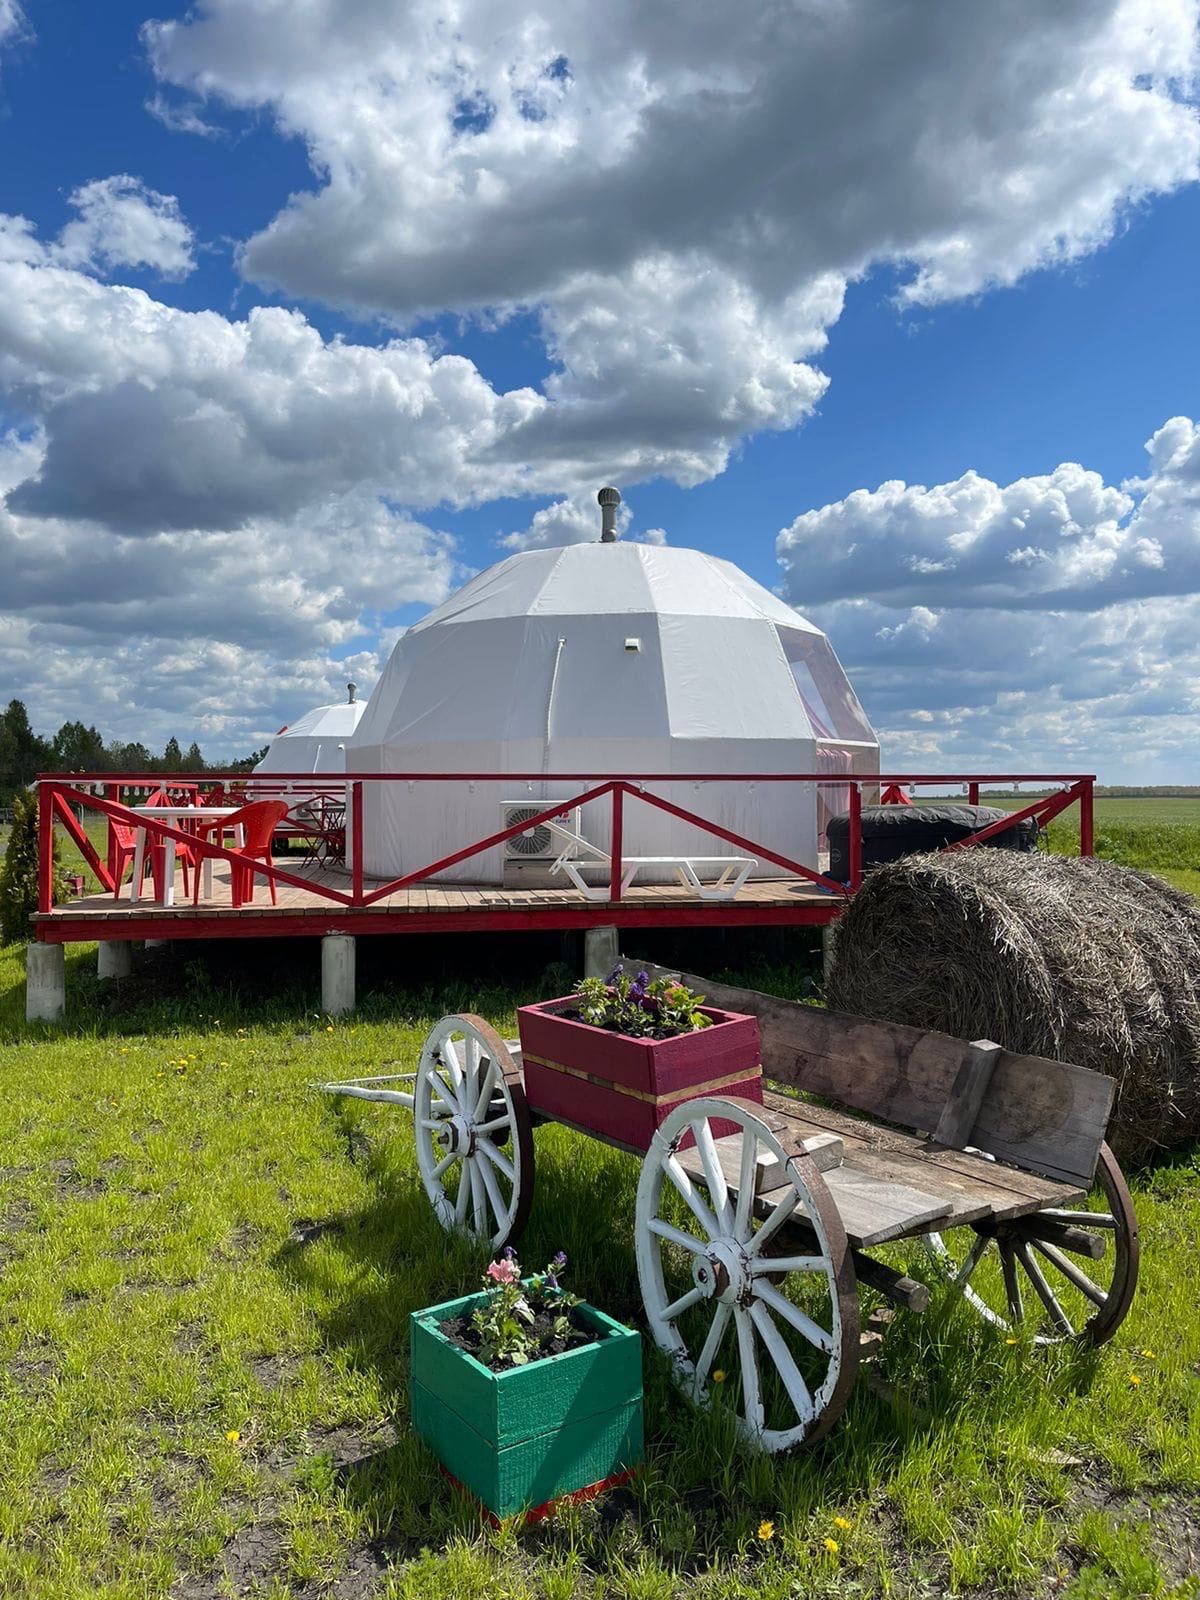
0, 793, 70, 945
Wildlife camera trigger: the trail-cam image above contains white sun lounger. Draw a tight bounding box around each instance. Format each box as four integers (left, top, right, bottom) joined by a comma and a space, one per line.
544, 820, 755, 902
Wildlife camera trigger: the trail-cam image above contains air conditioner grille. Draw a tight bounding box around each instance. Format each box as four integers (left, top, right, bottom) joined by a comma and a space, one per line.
505, 805, 554, 856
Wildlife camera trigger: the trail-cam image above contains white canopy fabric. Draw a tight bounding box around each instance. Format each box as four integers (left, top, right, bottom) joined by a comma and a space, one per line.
347, 542, 878, 883
254, 697, 368, 776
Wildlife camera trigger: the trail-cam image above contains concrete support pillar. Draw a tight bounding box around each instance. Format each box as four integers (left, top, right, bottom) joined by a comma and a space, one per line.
583, 924, 619, 980
821, 923, 837, 984
143, 939, 170, 950
322, 935, 356, 1016
26, 943, 65, 1023
98, 941, 133, 980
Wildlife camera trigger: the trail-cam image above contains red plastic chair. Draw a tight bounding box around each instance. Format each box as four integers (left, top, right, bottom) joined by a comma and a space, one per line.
110, 818, 161, 899
193, 799, 290, 906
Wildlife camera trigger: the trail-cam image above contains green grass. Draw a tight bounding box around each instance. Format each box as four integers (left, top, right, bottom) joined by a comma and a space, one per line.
2, 940, 1200, 1597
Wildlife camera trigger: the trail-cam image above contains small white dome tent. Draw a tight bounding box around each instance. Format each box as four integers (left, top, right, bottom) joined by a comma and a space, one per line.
253, 684, 368, 777
346, 492, 878, 885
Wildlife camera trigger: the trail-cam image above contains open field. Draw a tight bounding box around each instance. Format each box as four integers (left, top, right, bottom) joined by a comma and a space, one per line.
2, 936, 1199, 1599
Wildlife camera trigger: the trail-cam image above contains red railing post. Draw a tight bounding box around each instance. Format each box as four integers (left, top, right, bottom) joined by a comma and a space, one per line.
107, 782, 119, 879
968, 781, 979, 806
1079, 778, 1094, 858
848, 782, 862, 892
609, 784, 624, 903
351, 781, 364, 903
38, 781, 54, 914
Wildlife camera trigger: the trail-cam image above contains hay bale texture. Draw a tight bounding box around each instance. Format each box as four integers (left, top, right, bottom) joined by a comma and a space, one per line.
825, 849, 1200, 1164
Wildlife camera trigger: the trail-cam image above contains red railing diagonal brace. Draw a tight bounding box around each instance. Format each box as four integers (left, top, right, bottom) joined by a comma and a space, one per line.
621, 783, 846, 895
359, 782, 620, 905
49, 785, 357, 906
50, 788, 115, 893
943, 782, 1084, 853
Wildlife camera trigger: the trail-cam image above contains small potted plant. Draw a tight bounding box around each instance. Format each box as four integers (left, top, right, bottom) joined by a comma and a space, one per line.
517, 965, 762, 1150
410, 1249, 643, 1521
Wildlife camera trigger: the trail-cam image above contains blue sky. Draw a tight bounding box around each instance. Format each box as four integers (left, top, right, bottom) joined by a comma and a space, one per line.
2, 0, 1199, 779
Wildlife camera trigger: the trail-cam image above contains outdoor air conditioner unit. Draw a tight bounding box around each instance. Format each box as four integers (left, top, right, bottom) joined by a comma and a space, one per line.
500, 802, 580, 862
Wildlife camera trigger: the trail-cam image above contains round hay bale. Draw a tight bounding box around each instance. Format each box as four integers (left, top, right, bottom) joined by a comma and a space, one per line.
825, 850, 1200, 1164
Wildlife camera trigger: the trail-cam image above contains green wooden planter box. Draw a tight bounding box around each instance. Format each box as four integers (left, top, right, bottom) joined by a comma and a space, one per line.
410, 1285, 643, 1519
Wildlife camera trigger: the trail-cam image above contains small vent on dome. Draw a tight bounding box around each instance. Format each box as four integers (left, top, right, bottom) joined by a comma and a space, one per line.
598, 486, 621, 542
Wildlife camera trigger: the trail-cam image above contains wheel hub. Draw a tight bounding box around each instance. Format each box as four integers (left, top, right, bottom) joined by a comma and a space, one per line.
693, 1238, 751, 1306
437, 1116, 476, 1157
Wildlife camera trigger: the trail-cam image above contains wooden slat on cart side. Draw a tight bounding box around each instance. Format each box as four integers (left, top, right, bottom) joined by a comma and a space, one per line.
629, 960, 1112, 1187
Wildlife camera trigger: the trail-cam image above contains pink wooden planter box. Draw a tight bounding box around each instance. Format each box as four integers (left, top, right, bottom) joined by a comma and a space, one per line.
517, 995, 762, 1152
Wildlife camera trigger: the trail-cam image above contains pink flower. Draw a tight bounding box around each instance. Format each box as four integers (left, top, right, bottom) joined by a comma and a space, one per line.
486, 1259, 519, 1285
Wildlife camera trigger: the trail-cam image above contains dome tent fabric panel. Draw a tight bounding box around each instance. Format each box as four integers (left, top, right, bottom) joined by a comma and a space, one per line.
254, 696, 367, 775
346, 539, 876, 885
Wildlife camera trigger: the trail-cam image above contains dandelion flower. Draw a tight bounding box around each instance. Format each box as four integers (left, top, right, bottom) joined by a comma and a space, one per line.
326, 1026, 334, 1034
1005, 1336, 1020, 1345
712, 1369, 726, 1383
833, 1516, 851, 1531
757, 1520, 774, 1541
1140, 1349, 1156, 1360
226, 1429, 240, 1442
1127, 1373, 1142, 1386
824, 1537, 840, 1555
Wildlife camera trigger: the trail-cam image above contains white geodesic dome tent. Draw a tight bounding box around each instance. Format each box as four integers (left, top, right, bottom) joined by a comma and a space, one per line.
253, 686, 368, 778
346, 525, 878, 884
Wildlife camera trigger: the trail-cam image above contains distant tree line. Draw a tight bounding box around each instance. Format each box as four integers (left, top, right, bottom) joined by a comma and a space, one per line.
0, 698, 268, 804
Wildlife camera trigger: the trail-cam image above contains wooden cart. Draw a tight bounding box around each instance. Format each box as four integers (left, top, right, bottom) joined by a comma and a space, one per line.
323, 961, 1138, 1453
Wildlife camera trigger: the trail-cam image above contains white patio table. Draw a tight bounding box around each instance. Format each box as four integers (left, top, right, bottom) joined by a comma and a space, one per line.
128, 805, 242, 907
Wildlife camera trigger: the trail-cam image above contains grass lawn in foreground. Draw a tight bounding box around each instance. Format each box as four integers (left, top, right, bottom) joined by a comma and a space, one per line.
2, 934, 1199, 1599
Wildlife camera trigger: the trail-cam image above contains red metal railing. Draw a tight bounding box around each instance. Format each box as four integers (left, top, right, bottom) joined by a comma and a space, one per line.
36, 771, 1096, 915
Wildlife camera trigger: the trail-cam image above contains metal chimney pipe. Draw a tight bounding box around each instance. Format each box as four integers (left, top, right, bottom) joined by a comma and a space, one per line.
347, 682, 358, 703
598, 486, 621, 542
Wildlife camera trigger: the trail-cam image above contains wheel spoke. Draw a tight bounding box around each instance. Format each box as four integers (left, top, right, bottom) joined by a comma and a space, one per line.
1031, 1239, 1107, 1307
454, 1166, 471, 1224
440, 1038, 464, 1093
477, 1136, 515, 1183
693, 1121, 732, 1231
661, 1285, 706, 1324
733, 1126, 759, 1240
746, 1189, 799, 1257
1037, 1208, 1118, 1230
473, 1058, 498, 1121
476, 1151, 510, 1235
420, 1115, 451, 1131
469, 1161, 487, 1237
693, 1301, 732, 1392
749, 1253, 827, 1276
755, 1279, 834, 1354
647, 1217, 707, 1255
1014, 1241, 1074, 1335
734, 1306, 764, 1434
952, 1231, 992, 1290
431, 1149, 459, 1184
665, 1155, 721, 1241
1000, 1244, 1024, 1324
475, 1114, 512, 1136
429, 1073, 460, 1113
749, 1300, 815, 1426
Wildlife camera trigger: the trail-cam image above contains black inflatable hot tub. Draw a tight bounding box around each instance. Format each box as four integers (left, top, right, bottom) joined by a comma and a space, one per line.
826, 802, 1039, 882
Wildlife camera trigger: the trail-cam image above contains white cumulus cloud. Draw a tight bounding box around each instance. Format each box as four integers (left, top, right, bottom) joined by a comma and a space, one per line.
53, 175, 196, 279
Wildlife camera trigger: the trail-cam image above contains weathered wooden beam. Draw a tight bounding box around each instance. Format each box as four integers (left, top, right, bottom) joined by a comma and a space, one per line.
627, 958, 1112, 1188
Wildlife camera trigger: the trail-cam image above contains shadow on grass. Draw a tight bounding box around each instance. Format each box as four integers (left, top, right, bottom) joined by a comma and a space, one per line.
267, 1099, 1095, 1573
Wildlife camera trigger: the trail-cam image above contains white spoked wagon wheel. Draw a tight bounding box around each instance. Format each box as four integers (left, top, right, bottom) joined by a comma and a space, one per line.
414, 1015, 534, 1252
923, 1142, 1138, 1346
636, 1095, 859, 1452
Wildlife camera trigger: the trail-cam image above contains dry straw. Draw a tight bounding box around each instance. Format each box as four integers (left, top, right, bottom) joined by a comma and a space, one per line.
826, 850, 1200, 1163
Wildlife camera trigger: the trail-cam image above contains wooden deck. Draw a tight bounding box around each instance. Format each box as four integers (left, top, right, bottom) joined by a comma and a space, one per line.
36, 856, 843, 943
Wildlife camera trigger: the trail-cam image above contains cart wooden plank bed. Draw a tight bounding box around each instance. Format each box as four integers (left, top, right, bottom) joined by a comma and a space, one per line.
322, 959, 1137, 1454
